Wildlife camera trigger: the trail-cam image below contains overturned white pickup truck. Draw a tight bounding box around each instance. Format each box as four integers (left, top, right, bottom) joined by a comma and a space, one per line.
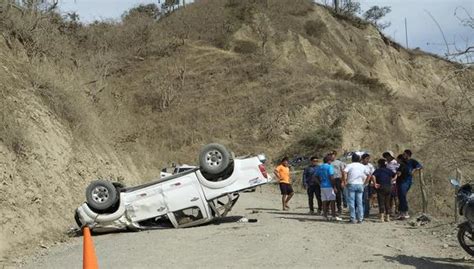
75, 144, 270, 232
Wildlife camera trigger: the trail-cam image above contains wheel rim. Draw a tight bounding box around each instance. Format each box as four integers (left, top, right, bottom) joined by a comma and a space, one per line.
91, 186, 109, 204
460, 227, 474, 251
205, 150, 223, 167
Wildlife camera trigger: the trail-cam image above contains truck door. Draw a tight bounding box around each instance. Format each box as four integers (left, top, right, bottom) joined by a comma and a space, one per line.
125, 185, 167, 223
160, 174, 210, 227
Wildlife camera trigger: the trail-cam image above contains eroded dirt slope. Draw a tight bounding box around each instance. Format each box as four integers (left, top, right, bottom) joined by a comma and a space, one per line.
0, 0, 472, 263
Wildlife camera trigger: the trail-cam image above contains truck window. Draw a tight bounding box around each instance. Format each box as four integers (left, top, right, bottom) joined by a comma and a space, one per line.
177, 167, 193, 174
174, 206, 203, 225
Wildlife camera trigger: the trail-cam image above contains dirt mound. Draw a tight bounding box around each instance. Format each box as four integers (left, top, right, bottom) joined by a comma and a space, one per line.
0, 0, 472, 263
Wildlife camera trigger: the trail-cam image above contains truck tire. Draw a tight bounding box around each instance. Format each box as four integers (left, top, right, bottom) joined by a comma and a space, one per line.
199, 143, 232, 175
74, 210, 82, 228
85, 180, 119, 212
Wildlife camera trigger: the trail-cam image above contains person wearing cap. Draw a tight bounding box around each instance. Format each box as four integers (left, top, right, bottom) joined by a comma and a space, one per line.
302, 156, 322, 214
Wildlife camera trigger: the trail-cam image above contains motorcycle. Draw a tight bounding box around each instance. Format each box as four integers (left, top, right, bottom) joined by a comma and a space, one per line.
450, 179, 474, 256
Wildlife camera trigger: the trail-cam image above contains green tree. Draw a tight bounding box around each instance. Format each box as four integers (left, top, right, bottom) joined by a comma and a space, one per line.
333, 0, 339, 12
122, 3, 160, 21
161, 0, 180, 15
337, 0, 361, 16
363, 5, 391, 30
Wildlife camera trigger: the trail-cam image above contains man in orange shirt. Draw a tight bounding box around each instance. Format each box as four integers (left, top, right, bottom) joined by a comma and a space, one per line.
274, 157, 294, 211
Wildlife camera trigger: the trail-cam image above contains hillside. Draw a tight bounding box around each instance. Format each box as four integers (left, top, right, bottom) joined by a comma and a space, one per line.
0, 0, 472, 262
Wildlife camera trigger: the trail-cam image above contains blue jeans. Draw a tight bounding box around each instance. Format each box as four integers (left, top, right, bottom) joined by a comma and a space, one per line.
398, 181, 411, 213
343, 186, 348, 207
307, 184, 322, 212
347, 184, 364, 221
406, 178, 413, 191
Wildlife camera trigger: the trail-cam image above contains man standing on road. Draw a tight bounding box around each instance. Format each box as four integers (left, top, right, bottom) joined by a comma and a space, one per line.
303, 156, 321, 214
343, 154, 371, 224
396, 154, 410, 219
274, 157, 294, 211
315, 156, 342, 221
329, 151, 346, 215
361, 153, 375, 218
403, 149, 423, 191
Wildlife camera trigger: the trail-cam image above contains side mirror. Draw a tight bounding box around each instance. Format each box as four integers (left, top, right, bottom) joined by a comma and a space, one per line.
257, 154, 267, 164
450, 178, 460, 188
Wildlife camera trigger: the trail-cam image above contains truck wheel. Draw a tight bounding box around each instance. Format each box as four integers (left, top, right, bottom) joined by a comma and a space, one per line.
85, 180, 118, 212
199, 143, 232, 175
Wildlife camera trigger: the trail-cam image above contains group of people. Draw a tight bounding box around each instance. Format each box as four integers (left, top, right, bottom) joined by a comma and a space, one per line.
274, 149, 422, 224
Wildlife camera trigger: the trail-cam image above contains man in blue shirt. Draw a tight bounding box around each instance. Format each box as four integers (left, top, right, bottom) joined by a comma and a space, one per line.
302, 156, 321, 214
315, 155, 342, 221
403, 149, 423, 190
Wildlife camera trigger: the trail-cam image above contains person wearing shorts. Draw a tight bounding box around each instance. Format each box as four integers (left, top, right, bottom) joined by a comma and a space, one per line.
315, 155, 341, 221
274, 157, 294, 211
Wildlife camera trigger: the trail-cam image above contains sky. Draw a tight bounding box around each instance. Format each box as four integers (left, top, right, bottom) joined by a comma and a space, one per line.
58, 0, 473, 62
357, 0, 473, 62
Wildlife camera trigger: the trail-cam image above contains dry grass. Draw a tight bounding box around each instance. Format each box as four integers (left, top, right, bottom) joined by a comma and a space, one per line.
304, 19, 328, 38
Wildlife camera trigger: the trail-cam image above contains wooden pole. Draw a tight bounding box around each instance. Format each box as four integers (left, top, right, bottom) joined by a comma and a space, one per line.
455, 169, 458, 223
405, 18, 409, 48
454, 169, 462, 223
334, 0, 339, 13
458, 168, 463, 185
419, 170, 427, 213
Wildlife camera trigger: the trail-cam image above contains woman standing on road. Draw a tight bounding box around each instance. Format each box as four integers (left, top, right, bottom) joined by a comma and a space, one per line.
372, 159, 396, 222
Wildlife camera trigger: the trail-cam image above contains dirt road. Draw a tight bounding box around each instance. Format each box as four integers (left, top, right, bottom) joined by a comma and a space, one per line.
21, 185, 473, 269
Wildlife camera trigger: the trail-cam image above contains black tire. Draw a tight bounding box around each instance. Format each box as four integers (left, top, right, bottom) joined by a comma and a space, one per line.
85, 180, 119, 212
74, 210, 82, 228
457, 222, 474, 256
199, 143, 232, 175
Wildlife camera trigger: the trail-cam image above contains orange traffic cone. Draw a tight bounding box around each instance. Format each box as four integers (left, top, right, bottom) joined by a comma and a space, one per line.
83, 226, 99, 269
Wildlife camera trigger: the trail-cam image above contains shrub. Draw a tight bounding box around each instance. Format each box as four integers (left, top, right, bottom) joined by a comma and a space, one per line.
362, 5, 391, 30
299, 128, 342, 152
122, 3, 161, 21
350, 73, 387, 90
278, 128, 343, 167
304, 20, 327, 38
233, 40, 259, 54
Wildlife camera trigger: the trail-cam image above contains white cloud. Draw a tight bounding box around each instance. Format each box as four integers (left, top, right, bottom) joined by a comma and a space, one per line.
358, 0, 473, 57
